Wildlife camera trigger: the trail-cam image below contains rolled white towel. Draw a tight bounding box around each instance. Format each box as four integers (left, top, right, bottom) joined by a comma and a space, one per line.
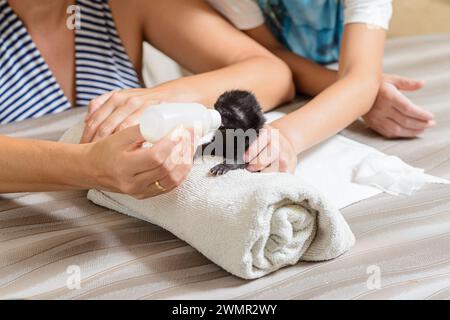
60, 123, 355, 279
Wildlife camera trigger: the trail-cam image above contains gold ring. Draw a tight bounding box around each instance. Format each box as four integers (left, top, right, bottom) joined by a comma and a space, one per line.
154, 180, 166, 192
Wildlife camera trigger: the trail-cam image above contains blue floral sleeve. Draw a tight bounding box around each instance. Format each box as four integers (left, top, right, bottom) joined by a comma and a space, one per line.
257, 0, 345, 64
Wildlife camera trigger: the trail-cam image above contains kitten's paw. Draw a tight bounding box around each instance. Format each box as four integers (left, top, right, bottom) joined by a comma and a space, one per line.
209, 162, 247, 176
209, 163, 232, 176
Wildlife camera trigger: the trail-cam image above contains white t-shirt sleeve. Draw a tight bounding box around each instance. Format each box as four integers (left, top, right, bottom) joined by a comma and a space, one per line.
205, 0, 265, 30
206, 0, 393, 31
344, 0, 393, 30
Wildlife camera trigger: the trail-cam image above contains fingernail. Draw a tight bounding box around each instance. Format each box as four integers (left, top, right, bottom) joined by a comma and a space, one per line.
429, 120, 437, 127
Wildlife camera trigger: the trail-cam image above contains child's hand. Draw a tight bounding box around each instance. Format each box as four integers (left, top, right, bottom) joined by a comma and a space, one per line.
363, 74, 435, 138
244, 125, 297, 173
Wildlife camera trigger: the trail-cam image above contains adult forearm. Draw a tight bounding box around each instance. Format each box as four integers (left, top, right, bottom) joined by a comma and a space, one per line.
271, 74, 380, 154
151, 56, 295, 112
0, 136, 92, 193
1, 125, 196, 198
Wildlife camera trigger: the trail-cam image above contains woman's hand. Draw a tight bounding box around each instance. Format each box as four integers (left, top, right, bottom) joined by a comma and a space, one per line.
81, 88, 169, 144
244, 124, 298, 173
363, 74, 435, 138
85, 124, 195, 199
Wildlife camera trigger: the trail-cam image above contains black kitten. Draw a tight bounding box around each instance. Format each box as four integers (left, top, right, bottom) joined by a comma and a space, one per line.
206, 90, 266, 176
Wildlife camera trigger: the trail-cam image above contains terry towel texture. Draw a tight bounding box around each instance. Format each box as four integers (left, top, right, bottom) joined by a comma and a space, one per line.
60, 122, 355, 279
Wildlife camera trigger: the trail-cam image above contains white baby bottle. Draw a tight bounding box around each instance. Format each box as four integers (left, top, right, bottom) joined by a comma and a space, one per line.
139, 103, 222, 143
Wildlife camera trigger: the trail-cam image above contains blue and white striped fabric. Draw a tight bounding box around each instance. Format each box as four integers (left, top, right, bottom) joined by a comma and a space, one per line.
0, 0, 141, 124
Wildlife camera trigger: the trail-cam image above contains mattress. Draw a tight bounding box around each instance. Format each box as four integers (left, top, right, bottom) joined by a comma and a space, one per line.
1, 35, 449, 300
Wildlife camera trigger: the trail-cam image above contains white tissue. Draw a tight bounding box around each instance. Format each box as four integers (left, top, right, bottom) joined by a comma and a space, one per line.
288, 135, 449, 208
294, 135, 382, 208
353, 153, 450, 196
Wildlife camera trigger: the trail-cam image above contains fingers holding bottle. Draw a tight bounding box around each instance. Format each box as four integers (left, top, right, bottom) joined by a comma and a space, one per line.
86, 125, 195, 199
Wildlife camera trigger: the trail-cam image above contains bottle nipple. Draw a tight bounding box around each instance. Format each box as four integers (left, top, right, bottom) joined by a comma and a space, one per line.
208, 109, 222, 132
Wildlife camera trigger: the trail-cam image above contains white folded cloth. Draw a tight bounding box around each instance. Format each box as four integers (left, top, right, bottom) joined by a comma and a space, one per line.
60, 122, 355, 279
293, 135, 449, 208
266, 111, 449, 209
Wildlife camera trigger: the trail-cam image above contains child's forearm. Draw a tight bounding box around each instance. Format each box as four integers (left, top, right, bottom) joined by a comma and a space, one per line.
265, 24, 385, 155
271, 48, 338, 96
271, 73, 380, 154
244, 25, 338, 97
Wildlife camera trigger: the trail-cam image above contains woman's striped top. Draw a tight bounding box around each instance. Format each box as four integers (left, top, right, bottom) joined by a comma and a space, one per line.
0, 0, 141, 124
